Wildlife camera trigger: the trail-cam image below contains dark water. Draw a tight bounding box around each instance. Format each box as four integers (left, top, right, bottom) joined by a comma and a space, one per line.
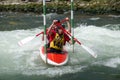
0, 12, 120, 31
0, 12, 120, 80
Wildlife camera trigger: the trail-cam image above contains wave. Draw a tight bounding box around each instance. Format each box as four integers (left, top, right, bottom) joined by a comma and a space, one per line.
103, 24, 120, 31
93, 57, 120, 68
108, 15, 120, 18
89, 17, 100, 21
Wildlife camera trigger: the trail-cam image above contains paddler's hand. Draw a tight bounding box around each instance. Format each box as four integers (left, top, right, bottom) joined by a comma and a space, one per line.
52, 20, 58, 24
73, 38, 77, 44
69, 38, 76, 45
65, 17, 69, 21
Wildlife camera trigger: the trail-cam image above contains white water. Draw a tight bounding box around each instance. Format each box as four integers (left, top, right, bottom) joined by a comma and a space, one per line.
89, 17, 100, 20
0, 25, 120, 77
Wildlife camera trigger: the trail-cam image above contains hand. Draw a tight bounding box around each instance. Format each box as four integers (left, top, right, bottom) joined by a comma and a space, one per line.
65, 17, 69, 21
52, 20, 58, 24
73, 38, 77, 44
74, 38, 77, 41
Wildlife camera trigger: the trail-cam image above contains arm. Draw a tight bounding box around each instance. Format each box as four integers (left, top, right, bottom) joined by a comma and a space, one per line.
47, 20, 57, 35
47, 22, 54, 34
65, 17, 71, 33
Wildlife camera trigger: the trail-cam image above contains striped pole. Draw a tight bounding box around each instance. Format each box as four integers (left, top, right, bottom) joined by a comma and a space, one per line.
71, 0, 74, 53
43, 0, 47, 63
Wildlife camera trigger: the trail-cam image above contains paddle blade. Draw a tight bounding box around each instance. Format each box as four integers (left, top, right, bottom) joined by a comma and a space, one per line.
18, 36, 35, 46
81, 44, 97, 58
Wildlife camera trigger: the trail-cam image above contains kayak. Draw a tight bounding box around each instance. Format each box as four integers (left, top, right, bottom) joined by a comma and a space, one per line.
39, 46, 69, 66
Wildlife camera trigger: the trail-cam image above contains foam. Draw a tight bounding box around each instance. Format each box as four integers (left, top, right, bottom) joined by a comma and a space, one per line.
0, 24, 120, 76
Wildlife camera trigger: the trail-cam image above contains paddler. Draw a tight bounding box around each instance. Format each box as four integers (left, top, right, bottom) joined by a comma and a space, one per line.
46, 17, 71, 48
47, 20, 75, 53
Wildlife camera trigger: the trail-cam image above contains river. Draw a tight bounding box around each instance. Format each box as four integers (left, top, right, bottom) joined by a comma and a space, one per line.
0, 12, 120, 80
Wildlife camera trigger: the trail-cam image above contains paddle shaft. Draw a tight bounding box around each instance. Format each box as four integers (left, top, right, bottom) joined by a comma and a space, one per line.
55, 22, 81, 45
36, 31, 44, 37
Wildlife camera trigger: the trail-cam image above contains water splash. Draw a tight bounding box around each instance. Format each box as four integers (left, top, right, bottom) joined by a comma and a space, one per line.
0, 23, 120, 77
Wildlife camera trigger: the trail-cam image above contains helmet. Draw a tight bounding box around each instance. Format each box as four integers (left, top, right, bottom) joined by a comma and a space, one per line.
62, 24, 65, 28
56, 19, 60, 23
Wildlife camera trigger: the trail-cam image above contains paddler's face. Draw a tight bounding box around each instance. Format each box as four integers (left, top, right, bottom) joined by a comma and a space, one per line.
58, 28, 63, 34
52, 25, 57, 29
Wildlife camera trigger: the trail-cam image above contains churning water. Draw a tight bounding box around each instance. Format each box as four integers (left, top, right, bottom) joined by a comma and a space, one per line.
0, 12, 120, 80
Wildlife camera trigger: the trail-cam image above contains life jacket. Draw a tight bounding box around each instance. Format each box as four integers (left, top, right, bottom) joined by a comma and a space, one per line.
50, 33, 64, 50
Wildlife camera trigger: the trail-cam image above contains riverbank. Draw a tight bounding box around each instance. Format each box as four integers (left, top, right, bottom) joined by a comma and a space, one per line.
0, 1, 120, 14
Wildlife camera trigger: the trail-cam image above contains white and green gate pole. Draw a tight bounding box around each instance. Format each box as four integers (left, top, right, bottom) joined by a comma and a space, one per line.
43, 0, 47, 63
71, 0, 74, 53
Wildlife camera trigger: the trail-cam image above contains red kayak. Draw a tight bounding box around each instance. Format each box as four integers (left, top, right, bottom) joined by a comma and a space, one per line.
39, 46, 69, 66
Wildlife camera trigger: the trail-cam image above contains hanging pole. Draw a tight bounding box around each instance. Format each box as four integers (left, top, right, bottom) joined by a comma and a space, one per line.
71, 0, 74, 53
43, 0, 47, 63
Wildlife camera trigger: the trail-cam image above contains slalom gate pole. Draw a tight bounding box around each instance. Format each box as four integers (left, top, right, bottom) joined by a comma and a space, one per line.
43, 0, 47, 63
71, 0, 74, 53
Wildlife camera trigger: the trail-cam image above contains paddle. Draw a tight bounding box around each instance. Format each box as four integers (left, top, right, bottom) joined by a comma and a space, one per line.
18, 31, 44, 46
18, 18, 67, 46
55, 23, 97, 58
